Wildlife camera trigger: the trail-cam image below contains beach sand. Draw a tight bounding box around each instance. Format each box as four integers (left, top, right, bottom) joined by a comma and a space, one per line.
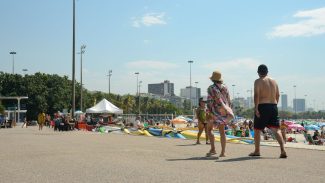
0, 126, 324, 183
261, 133, 325, 151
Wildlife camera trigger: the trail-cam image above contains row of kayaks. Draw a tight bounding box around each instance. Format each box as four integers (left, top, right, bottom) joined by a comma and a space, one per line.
94, 126, 254, 144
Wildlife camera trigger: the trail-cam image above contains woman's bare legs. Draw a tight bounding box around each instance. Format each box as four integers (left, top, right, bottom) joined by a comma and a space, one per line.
196, 123, 204, 144
204, 124, 209, 144
207, 122, 216, 155
219, 124, 226, 157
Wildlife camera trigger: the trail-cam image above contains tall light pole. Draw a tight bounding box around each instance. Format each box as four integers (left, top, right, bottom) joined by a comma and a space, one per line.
135, 72, 139, 114
22, 69, 28, 75
232, 84, 236, 101
78, 44, 86, 111
71, 0, 76, 118
139, 81, 142, 114
188, 60, 194, 111
247, 89, 253, 108
107, 70, 112, 94
195, 81, 198, 107
9, 51, 16, 74
135, 72, 139, 95
293, 85, 297, 118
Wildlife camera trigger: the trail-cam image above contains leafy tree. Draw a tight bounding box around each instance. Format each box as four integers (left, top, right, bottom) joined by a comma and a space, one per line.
0, 72, 195, 119
0, 103, 5, 114
122, 94, 135, 113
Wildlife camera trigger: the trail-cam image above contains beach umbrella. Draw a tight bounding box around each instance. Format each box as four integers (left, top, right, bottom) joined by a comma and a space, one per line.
171, 118, 187, 124
287, 124, 305, 131
174, 116, 192, 122
284, 120, 295, 125
304, 125, 320, 131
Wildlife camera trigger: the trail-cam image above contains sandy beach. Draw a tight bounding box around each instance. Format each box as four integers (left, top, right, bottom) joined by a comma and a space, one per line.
0, 126, 324, 183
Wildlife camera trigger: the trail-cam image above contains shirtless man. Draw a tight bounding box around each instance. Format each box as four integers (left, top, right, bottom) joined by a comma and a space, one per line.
249, 64, 287, 158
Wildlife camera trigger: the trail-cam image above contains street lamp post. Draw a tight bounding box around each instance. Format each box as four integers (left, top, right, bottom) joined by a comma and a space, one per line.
293, 85, 297, 118
247, 89, 253, 108
188, 60, 194, 111
139, 81, 142, 114
195, 81, 198, 107
9, 51, 16, 74
107, 70, 112, 94
232, 84, 236, 101
135, 72, 139, 95
79, 45, 86, 111
71, 0, 76, 118
135, 72, 139, 114
22, 69, 28, 75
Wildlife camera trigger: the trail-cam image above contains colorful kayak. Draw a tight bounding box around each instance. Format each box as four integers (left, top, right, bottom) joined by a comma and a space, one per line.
148, 128, 163, 136
181, 130, 249, 144
123, 128, 130, 134
148, 128, 186, 139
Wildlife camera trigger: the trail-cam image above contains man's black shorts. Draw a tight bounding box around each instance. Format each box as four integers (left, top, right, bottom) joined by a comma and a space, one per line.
254, 103, 279, 130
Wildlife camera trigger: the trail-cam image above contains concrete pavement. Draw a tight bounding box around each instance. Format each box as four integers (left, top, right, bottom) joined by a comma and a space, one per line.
0, 126, 323, 183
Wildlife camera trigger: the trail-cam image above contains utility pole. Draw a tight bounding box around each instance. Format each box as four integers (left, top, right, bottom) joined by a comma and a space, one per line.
79, 45, 86, 111
135, 72, 139, 114
9, 51, 16, 74
72, 0, 76, 118
108, 70, 112, 94
188, 60, 194, 111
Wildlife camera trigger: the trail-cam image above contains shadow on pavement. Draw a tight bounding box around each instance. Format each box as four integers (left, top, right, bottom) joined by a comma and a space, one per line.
216, 156, 277, 162
166, 156, 219, 161
167, 156, 278, 162
176, 144, 199, 147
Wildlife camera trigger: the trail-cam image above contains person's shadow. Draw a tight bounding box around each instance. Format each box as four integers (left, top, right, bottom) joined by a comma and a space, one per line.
166, 156, 219, 161
176, 144, 198, 147
217, 156, 278, 162
167, 156, 277, 162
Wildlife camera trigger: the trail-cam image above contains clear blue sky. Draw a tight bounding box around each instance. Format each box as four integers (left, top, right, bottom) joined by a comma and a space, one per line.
1, 0, 325, 110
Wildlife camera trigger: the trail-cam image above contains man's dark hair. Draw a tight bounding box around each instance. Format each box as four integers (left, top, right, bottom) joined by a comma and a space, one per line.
257, 64, 268, 76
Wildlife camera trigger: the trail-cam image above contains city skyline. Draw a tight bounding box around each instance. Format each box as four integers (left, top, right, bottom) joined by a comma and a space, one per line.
1, 1, 325, 111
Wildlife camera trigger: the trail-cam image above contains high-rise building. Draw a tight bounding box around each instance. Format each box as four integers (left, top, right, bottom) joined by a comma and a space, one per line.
148, 80, 174, 96
281, 94, 288, 111
293, 99, 305, 113
243, 97, 253, 109
180, 86, 201, 107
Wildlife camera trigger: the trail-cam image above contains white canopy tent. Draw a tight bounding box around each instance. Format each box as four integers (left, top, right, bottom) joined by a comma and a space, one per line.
86, 99, 123, 114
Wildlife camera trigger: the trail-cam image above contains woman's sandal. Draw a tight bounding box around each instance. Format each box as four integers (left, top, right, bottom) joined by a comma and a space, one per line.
206, 151, 217, 157
279, 153, 287, 159
248, 152, 261, 157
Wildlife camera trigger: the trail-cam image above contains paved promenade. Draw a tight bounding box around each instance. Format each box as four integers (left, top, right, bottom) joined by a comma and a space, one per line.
0, 126, 324, 183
